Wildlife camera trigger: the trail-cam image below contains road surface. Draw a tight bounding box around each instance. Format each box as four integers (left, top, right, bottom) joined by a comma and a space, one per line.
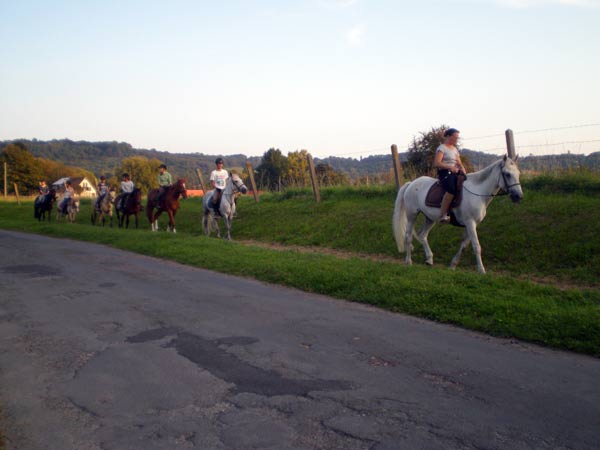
0, 230, 598, 449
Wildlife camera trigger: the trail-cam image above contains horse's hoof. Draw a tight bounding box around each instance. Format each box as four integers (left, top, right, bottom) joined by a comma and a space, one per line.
425, 261, 433, 266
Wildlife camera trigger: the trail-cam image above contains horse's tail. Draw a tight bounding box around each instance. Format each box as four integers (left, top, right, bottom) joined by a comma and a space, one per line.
392, 181, 411, 253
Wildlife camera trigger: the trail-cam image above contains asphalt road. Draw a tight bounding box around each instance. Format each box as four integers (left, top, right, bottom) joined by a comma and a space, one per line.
0, 229, 598, 450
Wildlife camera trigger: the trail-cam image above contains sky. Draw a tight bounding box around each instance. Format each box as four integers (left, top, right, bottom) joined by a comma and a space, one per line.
1, 0, 599, 159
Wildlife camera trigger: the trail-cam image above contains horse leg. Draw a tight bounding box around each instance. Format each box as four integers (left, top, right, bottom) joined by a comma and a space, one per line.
465, 222, 486, 274
224, 215, 232, 240
450, 229, 471, 270
134, 212, 139, 229
213, 215, 221, 238
404, 214, 418, 266
203, 211, 210, 236
416, 218, 436, 266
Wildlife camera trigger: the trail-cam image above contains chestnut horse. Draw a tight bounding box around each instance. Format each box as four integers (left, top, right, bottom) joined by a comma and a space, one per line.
146, 179, 187, 233
34, 189, 57, 222
115, 188, 142, 229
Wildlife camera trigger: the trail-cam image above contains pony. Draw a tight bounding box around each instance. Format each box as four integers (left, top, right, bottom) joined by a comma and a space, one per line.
115, 188, 142, 229
202, 173, 248, 240
392, 155, 523, 274
91, 190, 116, 227
34, 189, 57, 222
146, 179, 188, 233
57, 198, 80, 223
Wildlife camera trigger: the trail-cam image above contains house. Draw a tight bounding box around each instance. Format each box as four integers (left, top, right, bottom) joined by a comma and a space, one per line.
52, 177, 98, 198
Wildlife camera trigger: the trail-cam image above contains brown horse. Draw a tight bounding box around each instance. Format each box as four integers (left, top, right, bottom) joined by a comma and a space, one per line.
146, 179, 187, 232
115, 188, 142, 229
34, 189, 57, 222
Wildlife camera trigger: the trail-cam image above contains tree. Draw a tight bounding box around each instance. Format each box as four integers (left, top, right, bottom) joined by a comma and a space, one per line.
0, 143, 44, 194
256, 148, 289, 191
315, 163, 349, 186
407, 125, 448, 177
287, 150, 310, 188
116, 156, 163, 194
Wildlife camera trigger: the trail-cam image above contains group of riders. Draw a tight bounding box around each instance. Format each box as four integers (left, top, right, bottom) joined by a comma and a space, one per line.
35, 128, 465, 223
35, 157, 231, 217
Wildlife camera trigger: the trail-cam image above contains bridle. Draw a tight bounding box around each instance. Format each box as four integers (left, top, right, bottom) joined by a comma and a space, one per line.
462, 163, 521, 198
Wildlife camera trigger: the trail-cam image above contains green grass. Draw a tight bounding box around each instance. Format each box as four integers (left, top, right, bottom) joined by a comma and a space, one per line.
1, 188, 599, 357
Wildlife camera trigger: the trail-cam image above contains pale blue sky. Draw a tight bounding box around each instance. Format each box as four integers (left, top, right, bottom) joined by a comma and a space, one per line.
1, 0, 599, 158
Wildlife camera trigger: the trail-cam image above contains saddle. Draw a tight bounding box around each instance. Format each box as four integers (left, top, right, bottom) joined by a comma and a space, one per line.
425, 174, 466, 209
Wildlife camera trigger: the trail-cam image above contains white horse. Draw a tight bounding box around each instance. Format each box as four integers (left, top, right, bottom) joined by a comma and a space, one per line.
393, 155, 523, 274
57, 197, 80, 223
202, 173, 248, 240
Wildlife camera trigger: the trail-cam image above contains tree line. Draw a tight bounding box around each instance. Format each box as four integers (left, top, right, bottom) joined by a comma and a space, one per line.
2, 128, 599, 196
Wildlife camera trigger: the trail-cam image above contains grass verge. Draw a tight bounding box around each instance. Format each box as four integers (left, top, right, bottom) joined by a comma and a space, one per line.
1, 200, 599, 357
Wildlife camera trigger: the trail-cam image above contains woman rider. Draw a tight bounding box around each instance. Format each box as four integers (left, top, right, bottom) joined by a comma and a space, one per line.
434, 128, 467, 223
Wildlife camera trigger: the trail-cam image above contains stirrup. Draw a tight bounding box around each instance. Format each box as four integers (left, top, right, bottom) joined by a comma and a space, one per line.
439, 214, 451, 224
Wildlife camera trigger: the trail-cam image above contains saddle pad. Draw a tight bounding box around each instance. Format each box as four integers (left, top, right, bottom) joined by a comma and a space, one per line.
425, 175, 465, 208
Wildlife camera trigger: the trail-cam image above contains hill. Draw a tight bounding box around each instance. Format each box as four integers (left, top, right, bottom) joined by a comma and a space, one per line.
2, 139, 599, 185
0, 139, 262, 186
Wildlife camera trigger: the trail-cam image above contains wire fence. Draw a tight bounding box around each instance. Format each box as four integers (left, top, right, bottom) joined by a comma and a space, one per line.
320, 123, 600, 159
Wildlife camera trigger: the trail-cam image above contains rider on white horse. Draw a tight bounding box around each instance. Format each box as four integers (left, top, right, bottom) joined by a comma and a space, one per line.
210, 157, 229, 212
434, 128, 467, 223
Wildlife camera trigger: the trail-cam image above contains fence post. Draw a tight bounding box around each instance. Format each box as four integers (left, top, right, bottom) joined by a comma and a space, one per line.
13, 183, 20, 205
391, 144, 403, 190
3, 162, 6, 198
245, 162, 259, 202
505, 129, 516, 159
306, 153, 321, 203
195, 168, 207, 194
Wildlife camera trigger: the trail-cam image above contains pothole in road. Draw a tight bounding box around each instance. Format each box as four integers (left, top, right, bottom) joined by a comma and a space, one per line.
127, 327, 352, 397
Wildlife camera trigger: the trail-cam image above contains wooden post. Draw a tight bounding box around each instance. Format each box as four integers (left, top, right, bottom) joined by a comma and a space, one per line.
391, 144, 403, 190
306, 153, 321, 203
13, 183, 20, 205
505, 129, 516, 159
195, 168, 207, 195
245, 162, 259, 202
3, 162, 6, 198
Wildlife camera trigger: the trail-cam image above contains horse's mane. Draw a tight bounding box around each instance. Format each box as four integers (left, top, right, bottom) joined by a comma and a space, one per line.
465, 158, 503, 184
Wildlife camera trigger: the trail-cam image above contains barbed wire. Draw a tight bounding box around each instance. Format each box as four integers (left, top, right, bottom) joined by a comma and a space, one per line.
478, 139, 600, 153
467, 123, 600, 142
314, 123, 600, 157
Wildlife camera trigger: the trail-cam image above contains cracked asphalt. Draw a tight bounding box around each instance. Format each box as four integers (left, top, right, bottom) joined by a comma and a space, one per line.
0, 229, 599, 450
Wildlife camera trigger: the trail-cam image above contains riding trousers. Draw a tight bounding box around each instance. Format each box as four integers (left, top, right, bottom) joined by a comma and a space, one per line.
438, 169, 459, 196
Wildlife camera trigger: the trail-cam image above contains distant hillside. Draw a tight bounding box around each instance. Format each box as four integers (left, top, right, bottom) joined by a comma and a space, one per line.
1, 139, 598, 184
0, 139, 262, 185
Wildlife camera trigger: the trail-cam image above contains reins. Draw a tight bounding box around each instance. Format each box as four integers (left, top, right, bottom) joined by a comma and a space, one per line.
462, 165, 521, 198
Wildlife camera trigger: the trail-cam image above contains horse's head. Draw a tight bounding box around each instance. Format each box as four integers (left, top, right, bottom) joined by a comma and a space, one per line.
176, 178, 188, 199
108, 190, 116, 201
501, 155, 523, 203
48, 189, 57, 202
72, 199, 80, 213
230, 174, 248, 194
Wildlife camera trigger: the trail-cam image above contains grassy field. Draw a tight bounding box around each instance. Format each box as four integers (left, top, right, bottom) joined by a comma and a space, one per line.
0, 176, 599, 356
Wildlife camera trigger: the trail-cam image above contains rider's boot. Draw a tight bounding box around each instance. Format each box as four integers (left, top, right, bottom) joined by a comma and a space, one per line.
212, 190, 221, 212
439, 192, 455, 224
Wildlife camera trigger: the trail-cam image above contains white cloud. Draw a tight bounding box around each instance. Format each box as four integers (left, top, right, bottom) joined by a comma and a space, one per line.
346, 24, 366, 47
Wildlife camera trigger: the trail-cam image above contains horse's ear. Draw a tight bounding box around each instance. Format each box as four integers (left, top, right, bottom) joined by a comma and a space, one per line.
503, 154, 508, 162
514, 154, 519, 162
